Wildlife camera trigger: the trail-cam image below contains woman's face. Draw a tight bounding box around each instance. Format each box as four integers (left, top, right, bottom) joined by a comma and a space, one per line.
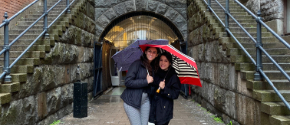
145, 47, 158, 62
159, 55, 171, 71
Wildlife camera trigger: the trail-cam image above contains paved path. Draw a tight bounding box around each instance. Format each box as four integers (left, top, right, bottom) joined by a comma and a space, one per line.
60, 87, 226, 125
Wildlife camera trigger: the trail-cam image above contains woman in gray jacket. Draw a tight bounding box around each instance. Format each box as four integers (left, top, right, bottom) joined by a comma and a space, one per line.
121, 47, 160, 125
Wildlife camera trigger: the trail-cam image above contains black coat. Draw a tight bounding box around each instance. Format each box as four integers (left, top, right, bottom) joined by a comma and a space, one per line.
120, 60, 152, 109
149, 66, 181, 124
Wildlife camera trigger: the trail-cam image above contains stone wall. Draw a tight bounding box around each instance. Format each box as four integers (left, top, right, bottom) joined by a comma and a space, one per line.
187, 0, 261, 124
94, 0, 188, 41
0, 0, 95, 125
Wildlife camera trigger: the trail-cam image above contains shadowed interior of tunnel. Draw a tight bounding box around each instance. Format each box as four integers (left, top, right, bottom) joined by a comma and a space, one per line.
95, 11, 185, 95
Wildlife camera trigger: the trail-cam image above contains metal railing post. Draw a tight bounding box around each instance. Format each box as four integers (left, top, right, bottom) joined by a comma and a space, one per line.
66, 0, 71, 13
254, 10, 263, 81
207, 0, 211, 11
225, 0, 229, 36
43, 0, 49, 38
3, 12, 12, 83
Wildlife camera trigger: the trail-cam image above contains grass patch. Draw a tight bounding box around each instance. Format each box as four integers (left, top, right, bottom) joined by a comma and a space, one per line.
227, 121, 233, 125
50, 120, 61, 125
214, 117, 224, 123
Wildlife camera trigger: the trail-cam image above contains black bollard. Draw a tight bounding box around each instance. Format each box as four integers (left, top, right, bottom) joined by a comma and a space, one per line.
73, 65, 88, 118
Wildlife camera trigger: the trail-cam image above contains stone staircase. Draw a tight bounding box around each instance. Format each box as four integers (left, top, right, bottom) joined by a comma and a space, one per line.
195, 0, 290, 124
0, 0, 86, 105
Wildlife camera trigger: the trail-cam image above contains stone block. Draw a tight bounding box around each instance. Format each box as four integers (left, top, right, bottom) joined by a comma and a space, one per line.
104, 8, 117, 21
237, 72, 253, 97
175, 8, 187, 19
113, 3, 127, 16
164, 7, 179, 21
147, 0, 159, 11
166, 0, 186, 8
135, 0, 147, 11
125, 1, 135, 12
61, 84, 73, 107
95, 0, 118, 8
94, 8, 109, 20
173, 15, 186, 30
96, 14, 110, 28
235, 94, 261, 125
0, 93, 10, 105
156, 3, 168, 15
46, 88, 62, 115
37, 92, 47, 119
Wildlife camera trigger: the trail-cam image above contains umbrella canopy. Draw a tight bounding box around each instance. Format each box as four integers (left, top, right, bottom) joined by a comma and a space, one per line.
111, 40, 169, 71
139, 44, 202, 87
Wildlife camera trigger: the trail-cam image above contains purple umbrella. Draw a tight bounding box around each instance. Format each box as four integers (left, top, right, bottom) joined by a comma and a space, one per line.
112, 39, 169, 71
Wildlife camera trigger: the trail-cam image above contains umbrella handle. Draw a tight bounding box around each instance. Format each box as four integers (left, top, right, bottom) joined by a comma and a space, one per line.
156, 87, 161, 93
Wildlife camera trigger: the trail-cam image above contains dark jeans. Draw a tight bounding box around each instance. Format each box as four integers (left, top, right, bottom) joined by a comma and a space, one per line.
156, 121, 169, 125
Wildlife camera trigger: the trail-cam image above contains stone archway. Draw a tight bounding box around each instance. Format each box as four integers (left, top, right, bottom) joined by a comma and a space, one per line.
94, 0, 188, 42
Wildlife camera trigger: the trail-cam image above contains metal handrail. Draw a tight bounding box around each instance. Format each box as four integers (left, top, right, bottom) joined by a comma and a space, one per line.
233, 0, 290, 49
203, 0, 290, 110
0, 0, 74, 81
9, 0, 76, 68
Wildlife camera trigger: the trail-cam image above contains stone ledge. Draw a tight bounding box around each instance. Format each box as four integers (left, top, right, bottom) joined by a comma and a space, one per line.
0, 82, 20, 93
0, 93, 11, 105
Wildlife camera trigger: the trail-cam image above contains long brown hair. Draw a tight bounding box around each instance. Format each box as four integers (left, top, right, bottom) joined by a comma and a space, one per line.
140, 47, 160, 75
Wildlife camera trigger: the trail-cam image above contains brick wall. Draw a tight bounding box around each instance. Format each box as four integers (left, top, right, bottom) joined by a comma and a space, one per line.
0, 0, 34, 21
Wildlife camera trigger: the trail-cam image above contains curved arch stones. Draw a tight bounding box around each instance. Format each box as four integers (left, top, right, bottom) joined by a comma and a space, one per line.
94, 0, 188, 42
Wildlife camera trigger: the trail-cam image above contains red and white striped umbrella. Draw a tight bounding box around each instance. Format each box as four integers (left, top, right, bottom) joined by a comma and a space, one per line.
139, 44, 202, 87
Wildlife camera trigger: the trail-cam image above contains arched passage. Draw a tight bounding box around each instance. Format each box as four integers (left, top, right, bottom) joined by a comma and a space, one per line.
93, 11, 186, 95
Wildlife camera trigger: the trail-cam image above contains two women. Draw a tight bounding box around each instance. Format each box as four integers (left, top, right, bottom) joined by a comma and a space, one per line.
121, 47, 181, 125
120, 47, 160, 125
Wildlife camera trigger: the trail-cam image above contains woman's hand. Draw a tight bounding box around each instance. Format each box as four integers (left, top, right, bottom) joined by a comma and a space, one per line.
159, 80, 165, 89
147, 74, 153, 84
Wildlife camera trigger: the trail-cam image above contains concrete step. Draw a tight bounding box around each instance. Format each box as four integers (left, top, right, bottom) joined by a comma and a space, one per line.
223, 42, 285, 51
0, 51, 45, 58
0, 93, 11, 104
13, 25, 44, 30
247, 80, 290, 90
227, 48, 289, 56
270, 115, 290, 125
3, 34, 41, 40
0, 82, 20, 93
0, 58, 41, 66
215, 12, 248, 16
213, 8, 245, 13
263, 70, 290, 80
232, 55, 290, 63
229, 27, 267, 33
10, 73, 27, 83
240, 70, 290, 81
263, 63, 290, 70
11, 65, 34, 73
8, 39, 54, 46
21, 17, 59, 22
16, 21, 53, 26
9, 29, 44, 34
0, 45, 49, 52
231, 37, 278, 44
221, 19, 255, 24
262, 102, 290, 115
217, 15, 254, 20
26, 14, 59, 19
253, 90, 290, 102
224, 31, 272, 37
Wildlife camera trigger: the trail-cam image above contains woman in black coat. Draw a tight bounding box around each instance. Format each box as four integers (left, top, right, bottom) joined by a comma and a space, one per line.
121, 47, 160, 125
149, 52, 181, 125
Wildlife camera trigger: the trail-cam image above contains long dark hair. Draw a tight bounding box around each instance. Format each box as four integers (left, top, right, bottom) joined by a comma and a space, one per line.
140, 47, 160, 75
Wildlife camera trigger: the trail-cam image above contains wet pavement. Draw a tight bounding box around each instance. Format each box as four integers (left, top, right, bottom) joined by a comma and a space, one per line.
60, 87, 225, 125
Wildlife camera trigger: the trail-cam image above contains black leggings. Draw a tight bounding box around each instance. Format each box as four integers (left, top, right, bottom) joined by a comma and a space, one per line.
156, 121, 169, 125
